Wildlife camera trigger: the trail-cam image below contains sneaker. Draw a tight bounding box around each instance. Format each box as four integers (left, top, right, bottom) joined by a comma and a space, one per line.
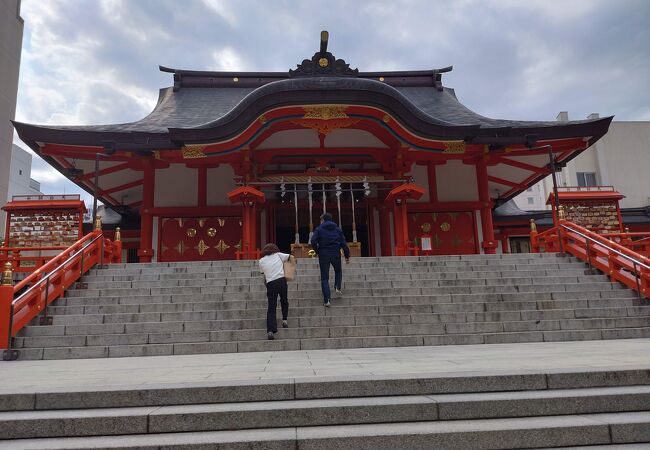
324, 300, 331, 307
267, 332, 275, 340
282, 320, 288, 328
335, 288, 343, 297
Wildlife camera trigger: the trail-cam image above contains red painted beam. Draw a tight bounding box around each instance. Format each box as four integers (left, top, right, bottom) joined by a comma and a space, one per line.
496, 157, 545, 173
78, 162, 133, 181
150, 206, 241, 216
100, 179, 143, 196
487, 175, 520, 188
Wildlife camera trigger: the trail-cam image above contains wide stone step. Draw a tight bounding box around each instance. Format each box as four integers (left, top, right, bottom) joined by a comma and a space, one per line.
14, 320, 650, 351
68, 274, 609, 291
61, 281, 622, 300
84, 260, 588, 277
80, 267, 594, 283
18, 305, 650, 338
2, 385, 650, 440
5, 367, 650, 411
35, 295, 641, 326
48, 289, 636, 315
13, 325, 650, 359
4, 411, 649, 449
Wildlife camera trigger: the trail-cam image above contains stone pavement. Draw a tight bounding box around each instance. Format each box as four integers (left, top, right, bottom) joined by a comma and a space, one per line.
2, 339, 649, 393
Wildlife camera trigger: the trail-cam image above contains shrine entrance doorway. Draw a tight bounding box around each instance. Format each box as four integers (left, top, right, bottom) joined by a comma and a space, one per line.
273, 203, 371, 257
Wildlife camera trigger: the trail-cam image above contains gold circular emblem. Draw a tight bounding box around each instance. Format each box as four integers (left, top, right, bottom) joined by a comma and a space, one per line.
421, 222, 432, 233
186, 228, 197, 237
207, 227, 217, 237
382, 115, 391, 123
379, 76, 385, 82
318, 57, 328, 67
232, 77, 239, 82
440, 222, 451, 232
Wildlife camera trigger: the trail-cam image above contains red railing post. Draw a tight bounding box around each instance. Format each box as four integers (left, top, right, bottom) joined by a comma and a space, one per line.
0, 262, 14, 349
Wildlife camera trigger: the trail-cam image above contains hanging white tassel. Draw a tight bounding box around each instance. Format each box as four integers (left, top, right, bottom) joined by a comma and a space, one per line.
363, 176, 370, 197
294, 185, 300, 244
335, 177, 342, 228
308, 177, 314, 241
351, 186, 358, 242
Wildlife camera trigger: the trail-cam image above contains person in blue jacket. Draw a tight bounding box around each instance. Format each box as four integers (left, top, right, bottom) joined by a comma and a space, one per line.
310, 213, 350, 306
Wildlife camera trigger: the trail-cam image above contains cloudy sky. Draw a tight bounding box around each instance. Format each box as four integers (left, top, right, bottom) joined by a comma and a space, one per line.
13, 0, 650, 205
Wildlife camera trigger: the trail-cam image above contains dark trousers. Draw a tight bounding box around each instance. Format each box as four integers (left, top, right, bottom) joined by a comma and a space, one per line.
318, 254, 342, 302
266, 277, 288, 333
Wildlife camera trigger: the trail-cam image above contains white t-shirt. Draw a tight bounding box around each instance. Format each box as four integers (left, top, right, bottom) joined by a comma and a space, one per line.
259, 252, 290, 283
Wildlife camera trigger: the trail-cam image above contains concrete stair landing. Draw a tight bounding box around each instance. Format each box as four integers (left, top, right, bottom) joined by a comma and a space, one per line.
1, 364, 649, 448
11, 253, 650, 360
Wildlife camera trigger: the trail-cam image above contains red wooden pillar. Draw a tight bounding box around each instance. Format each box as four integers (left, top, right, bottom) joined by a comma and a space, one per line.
393, 201, 408, 256
197, 166, 207, 207
501, 234, 510, 254
476, 160, 497, 254
386, 184, 425, 256
427, 163, 438, 203
228, 186, 265, 260
138, 159, 155, 263
378, 205, 392, 256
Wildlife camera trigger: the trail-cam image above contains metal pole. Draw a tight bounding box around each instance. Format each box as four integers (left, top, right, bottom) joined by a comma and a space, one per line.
93, 152, 100, 226
40, 276, 50, 325
548, 147, 564, 254
634, 261, 643, 300
80, 248, 85, 278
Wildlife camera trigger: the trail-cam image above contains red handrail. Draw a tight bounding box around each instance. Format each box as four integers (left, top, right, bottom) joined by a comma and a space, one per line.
600, 231, 650, 257
531, 220, 650, 299
0, 246, 70, 274
0, 230, 123, 352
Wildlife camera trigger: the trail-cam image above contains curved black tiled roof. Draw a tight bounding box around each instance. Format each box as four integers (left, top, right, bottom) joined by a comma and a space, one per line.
13, 54, 612, 150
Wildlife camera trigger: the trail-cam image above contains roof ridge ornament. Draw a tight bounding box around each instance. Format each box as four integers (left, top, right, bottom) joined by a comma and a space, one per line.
289, 30, 359, 77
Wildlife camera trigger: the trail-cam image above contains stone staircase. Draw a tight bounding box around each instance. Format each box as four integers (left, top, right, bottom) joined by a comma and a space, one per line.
1, 367, 649, 448
11, 253, 650, 360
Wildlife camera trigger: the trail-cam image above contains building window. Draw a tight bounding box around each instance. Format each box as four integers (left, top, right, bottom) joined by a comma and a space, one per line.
19, 169, 22, 175
527, 197, 534, 205
526, 187, 533, 192
576, 172, 597, 187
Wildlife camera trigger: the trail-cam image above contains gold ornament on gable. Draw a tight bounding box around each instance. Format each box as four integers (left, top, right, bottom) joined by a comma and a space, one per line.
443, 141, 466, 154
302, 105, 348, 120
182, 145, 207, 159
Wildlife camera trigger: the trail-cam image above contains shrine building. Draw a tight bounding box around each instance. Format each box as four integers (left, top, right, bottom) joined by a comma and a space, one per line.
12, 32, 612, 263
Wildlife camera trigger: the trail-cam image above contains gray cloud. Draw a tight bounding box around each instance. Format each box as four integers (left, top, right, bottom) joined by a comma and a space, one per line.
13, 0, 650, 198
